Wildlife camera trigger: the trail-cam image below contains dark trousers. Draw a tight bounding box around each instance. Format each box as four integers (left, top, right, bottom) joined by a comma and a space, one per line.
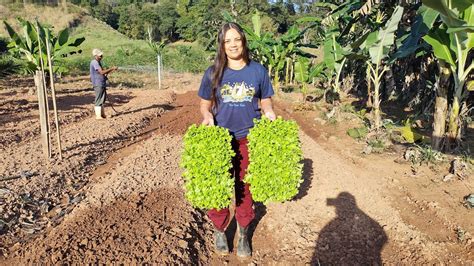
207, 138, 255, 231
94, 85, 107, 106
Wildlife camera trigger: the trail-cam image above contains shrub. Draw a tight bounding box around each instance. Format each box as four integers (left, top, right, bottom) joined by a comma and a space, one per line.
162, 44, 210, 73
0, 36, 9, 53
246, 117, 303, 203
0, 54, 23, 77
180, 125, 235, 210
347, 126, 368, 140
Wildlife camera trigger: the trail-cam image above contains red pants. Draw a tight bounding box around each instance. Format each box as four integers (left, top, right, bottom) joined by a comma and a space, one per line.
207, 138, 255, 231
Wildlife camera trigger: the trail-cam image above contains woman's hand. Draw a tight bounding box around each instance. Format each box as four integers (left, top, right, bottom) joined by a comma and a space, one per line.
202, 113, 214, 126
261, 98, 276, 121
200, 99, 214, 126
264, 110, 276, 121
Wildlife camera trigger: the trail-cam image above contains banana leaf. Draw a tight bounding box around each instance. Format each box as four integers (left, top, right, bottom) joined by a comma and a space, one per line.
368, 6, 404, 65
323, 33, 344, 72
392, 5, 439, 60
294, 56, 310, 83
4, 18, 84, 73
309, 62, 326, 80
252, 11, 261, 37
423, 0, 470, 28
423, 28, 456, 67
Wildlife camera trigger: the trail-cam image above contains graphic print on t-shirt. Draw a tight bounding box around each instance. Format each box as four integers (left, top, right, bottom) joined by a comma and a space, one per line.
220, 82, 255, 105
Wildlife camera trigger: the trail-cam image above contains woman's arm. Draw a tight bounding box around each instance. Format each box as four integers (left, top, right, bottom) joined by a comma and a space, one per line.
261, 98, 276, 121
200, 99, 214, 125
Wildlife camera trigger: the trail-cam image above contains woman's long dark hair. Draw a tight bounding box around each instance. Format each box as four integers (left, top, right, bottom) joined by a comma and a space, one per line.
210, 22, 250, 110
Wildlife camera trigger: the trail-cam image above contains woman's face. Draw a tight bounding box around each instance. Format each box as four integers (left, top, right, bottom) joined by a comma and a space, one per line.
223, 28, 243, 61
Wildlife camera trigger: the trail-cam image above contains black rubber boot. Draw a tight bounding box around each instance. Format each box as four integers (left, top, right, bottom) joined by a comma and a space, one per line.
237, 224, 251, 257
214, 230, 229, 255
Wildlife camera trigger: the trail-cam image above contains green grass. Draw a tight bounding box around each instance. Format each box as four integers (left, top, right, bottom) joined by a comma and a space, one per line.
59, 17, 155, 73
1, 5, 211, 76
61, 17, 210, 74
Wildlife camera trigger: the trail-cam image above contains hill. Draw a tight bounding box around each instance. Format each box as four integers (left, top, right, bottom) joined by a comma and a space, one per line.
0, 3, 209, 74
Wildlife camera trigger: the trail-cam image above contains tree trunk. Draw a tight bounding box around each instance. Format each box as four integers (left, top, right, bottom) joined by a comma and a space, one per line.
285, 58, 290, 85
447, 96, 461, 145
302, 84, 307, 103
273, 70, 280, 97
373, 81, 381, 129
366, 66, 373, 108
431, 64, 450, 151
290, 55, 294, 85
384, 67, 395, 100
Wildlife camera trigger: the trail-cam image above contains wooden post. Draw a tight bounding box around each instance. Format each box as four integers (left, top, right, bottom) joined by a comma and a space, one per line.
160, 54, 164, 80
34, 71, 50, 158
36, 21, 51, 158
45, 30, 62, 160
157, 54, 162, 90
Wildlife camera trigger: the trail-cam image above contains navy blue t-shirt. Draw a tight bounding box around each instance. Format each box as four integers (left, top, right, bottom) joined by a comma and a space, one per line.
198, 60, 274, 139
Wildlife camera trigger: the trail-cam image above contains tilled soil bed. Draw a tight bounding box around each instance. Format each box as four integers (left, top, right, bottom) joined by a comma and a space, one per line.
1, 73, 473, 264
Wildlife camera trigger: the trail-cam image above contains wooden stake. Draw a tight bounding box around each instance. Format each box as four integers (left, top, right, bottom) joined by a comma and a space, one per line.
157, 54, 162, 90
35, 21, 51, 159
34, 71, 50, 159
45, 30, 62, 160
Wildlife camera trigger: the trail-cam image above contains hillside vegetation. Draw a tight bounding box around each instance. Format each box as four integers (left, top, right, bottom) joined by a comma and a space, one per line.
0, 3, 210, 74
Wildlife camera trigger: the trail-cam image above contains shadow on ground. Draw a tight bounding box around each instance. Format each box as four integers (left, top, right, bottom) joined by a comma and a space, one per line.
312, 192, 387, 265
57, 93, 133, 111
294, 158, 314, 201
117, 104, 174, 116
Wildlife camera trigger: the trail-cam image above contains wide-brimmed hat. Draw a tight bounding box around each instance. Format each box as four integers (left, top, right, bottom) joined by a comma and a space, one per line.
92, 48, 103, 57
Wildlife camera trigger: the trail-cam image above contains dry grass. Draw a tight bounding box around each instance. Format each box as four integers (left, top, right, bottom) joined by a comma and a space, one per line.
0, 3, 85, 35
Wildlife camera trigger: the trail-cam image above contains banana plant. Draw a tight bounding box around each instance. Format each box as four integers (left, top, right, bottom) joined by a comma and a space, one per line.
4, 18, 84, 73
422, 0, 473, 145
269, 43, 288, 91
243, 12, 319, 94
4, 18, 84, 93
294, 56, 310, 103
323, 32, 347, 98
392, 5, 440, 60
270, 25, 307, 90
148, 38, 168, 89
294, 56, 326, 103
311, 1, 360, 101
360, 6, 404, 129
242, 11, 275, 69
148, 39, 168, 55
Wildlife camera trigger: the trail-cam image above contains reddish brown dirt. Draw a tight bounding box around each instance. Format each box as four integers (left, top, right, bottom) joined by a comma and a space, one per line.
0, 73, 472, 264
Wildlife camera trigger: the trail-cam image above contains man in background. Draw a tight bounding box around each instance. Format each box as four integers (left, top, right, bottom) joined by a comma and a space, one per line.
90, 48, 118, 119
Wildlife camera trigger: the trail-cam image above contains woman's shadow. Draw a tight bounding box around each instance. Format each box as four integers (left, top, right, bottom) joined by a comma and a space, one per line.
312, 192, 388, 265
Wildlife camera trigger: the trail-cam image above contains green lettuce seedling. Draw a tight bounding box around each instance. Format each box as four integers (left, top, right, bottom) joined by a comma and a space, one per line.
181, 124, 235, 210
246, 117, 303, 203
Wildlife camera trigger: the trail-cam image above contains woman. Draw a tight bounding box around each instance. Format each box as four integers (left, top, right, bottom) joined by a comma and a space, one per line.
198, 22, 276, 257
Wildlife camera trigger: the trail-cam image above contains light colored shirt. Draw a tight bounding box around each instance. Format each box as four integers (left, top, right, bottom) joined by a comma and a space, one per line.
90, 59, 106, 87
